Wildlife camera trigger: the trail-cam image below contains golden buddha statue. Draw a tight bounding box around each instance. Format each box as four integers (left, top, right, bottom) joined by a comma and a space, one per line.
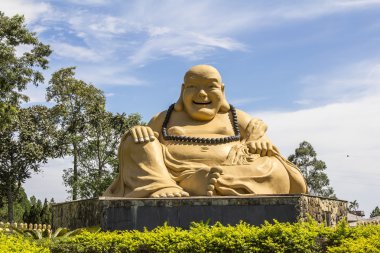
103, 65, 307, 198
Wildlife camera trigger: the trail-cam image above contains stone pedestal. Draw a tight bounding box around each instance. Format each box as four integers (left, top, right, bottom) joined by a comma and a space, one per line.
52, 194, 347, 231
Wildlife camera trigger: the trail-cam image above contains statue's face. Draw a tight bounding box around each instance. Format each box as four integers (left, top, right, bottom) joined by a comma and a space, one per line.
182, 74, 224, 121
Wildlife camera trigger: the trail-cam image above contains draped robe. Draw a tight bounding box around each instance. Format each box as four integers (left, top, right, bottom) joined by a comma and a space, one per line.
103, 118, 307, 197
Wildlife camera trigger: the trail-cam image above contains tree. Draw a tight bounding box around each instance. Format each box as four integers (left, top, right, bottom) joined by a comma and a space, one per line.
40, 198, 52, 224
22, 196, 53, 225
71, 111, 141, 198
47, 67, 142, 200
288, 141, 335, 198
0, 106, 60, 222
370, 206, 380, 218
0, 187, 30, 222
0, 12, 52, 222
0, 12, 51, 130
348, 200, 359, 212
47, 67, 108, 200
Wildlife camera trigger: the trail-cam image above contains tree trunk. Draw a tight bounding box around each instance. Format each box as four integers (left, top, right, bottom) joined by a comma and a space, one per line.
73, 142, 78, 200
7, 188, 14, 223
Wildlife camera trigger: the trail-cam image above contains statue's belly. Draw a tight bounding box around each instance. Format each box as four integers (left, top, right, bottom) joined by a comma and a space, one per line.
165, 141, 239, 166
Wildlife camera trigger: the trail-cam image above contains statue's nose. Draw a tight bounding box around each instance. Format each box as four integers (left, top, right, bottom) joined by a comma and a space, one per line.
198, 89, 207, 99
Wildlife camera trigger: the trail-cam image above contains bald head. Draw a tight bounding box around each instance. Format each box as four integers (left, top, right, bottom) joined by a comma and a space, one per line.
184, 65, 222, 83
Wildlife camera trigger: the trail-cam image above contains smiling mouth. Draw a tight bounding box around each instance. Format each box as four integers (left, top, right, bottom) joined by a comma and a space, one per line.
193, 101, 212, 105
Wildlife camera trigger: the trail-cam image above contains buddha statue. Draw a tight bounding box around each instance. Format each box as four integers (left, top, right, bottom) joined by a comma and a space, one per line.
103, 65, 307, 198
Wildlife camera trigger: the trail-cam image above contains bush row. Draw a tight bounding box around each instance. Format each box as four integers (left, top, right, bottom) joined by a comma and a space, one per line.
0, 232, 49, 253
1, 220, 379, 253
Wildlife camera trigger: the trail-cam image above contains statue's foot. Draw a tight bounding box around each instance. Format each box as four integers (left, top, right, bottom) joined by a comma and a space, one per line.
179, 166, 223, 196
206, 167, 223, 196
150, 188, 190, 198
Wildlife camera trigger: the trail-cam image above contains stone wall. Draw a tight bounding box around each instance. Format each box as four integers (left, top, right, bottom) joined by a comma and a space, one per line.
298, 195, 348, 226
52, 194, 347, 231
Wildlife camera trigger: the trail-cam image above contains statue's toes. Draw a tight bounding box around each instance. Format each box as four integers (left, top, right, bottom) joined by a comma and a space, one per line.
151, 194, 160, 198
166, 193, 175, 197
207, 184, 215, 191
173, 192, 182, 197
208, 172, 220, 180
181, 191, 190, 197
207, 190, 214, 196
209, 178, 217, 185
210, 166, 223, 174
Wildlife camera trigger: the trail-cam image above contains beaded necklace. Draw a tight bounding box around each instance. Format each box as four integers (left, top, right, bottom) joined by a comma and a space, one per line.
162, 103, 240, 144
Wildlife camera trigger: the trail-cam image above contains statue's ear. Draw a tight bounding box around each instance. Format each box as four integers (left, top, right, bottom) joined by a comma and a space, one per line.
174, 83, 184, 111
219, 83, 230, 112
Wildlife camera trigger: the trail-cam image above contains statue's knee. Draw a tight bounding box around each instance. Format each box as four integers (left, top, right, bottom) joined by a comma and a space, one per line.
124, 135, 162, 153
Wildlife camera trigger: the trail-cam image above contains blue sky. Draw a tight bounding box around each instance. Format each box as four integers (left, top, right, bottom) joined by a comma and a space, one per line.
1, 0, 380, 216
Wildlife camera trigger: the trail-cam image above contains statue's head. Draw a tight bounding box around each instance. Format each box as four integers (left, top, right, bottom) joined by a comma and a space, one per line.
174, 65, 230, 121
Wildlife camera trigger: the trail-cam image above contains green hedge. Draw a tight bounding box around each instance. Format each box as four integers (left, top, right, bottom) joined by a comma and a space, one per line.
0, 232, 50, 253
1, 220, 379, 253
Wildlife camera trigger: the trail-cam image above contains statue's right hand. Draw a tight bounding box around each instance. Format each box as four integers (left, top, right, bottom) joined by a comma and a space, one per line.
130, 126, 156, 143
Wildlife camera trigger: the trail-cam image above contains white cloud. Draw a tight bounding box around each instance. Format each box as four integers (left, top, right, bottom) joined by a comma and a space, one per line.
249, 58, 380, 216
252, 93, 380, 217
67, 0, 108, 5
297, 59, 380, 105
56, 1, 254, 66
74, 65, 146, 86
0, 0, 51, 23
88, 16, 129, 34
51, 42, 102, 62
267, 0, 380, 21
19, 0, 377, 69
129, 32, 245, 65
4, 0, 380, 69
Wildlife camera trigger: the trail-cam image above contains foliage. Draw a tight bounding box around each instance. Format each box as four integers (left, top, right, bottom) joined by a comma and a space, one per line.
0, 232, 50, 253
0, 12, 51, 130
0, 188, 30, 222
23, 197, 53, 225
47, 67, 142, 200
0, 11, 54, 223
71, 111, 142, 198
1, 220, 380, 252
370, 206, 380, 218
0, 106, 61, 222
45, 220, 380, 253
288, 141, 335, 198
348, 200, 359, 212
11, 225, 100, 240
47, 67, 105, 200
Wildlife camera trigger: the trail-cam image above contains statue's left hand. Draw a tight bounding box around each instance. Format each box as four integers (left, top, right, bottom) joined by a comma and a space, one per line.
130, 126, 156, 143
247, 139, 277, 157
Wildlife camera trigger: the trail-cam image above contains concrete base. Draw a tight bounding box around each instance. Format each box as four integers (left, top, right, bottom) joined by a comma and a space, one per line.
52, 194, 347, 231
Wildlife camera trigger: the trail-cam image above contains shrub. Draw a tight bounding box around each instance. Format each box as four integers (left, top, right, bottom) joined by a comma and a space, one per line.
1, 219, 379, 253
0, 232, 50, 253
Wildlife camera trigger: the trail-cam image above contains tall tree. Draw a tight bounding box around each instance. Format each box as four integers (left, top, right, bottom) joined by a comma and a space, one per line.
0, 187, 30, 222
348, 200, 359, 212
0, 12, 51, 222
370, 206, 380, 218
0, 12, 51, 130
0, 106, 59, 222
47, 67, 106, 200
23, 196, 42, 224
288, 141, 335, 198
70, 111, 141, 198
